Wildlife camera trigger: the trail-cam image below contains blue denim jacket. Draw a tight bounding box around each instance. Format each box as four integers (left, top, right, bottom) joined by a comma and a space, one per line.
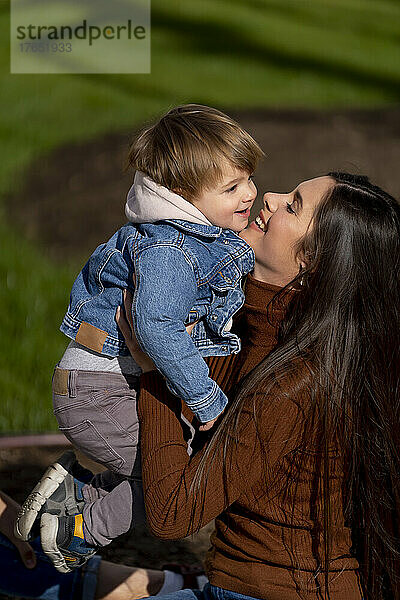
60, 220, 254, 422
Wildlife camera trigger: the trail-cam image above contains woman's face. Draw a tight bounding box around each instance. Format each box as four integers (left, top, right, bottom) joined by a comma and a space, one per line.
241, 176, 334, 286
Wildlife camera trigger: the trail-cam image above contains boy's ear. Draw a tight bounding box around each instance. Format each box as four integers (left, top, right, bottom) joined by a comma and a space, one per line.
173, 188, 193, 203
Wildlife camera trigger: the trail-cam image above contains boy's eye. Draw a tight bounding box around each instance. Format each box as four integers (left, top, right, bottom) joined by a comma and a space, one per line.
286, 202, 296, 215
226, 175, 254, 193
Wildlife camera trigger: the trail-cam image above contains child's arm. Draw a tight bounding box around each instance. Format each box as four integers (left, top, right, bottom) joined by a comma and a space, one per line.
131, 244, 228, 424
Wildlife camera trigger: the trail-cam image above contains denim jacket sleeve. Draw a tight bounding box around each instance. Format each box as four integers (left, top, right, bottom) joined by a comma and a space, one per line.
132, 244, 228, 423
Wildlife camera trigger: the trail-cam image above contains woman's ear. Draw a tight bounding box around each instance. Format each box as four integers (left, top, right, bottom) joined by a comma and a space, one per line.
297, 263, 306, 287
296, 253, 307, 272
297, 245, 312, 272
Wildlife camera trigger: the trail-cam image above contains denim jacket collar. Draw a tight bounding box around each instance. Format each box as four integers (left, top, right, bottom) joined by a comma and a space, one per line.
164, 219, 223, 239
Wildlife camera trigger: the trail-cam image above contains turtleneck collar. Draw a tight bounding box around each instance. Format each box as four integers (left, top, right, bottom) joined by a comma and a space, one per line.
238, 273, 294, 352
244, 273, 283, 310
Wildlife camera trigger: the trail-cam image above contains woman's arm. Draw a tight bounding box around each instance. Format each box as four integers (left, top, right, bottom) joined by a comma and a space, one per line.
138, 371, 263, 539
138, 371, 303, 539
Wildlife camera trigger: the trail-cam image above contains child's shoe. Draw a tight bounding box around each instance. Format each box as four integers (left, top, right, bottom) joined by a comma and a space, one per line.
15, 450, 92, 541
40, 512, 97, 573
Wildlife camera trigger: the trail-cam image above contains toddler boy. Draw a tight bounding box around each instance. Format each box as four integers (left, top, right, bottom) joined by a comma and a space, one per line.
15, 104, 263, 573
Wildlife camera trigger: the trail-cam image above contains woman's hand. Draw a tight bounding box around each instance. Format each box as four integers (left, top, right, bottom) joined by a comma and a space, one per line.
116, 290, 156, 373
0, 492, 37, 569
116, 290, 198, 373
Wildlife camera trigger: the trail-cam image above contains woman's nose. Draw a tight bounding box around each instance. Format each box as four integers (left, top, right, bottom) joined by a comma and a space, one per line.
263, 192, 284, 213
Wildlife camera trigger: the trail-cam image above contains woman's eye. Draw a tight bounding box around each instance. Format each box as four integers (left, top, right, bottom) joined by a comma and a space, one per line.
286, 202, 296, 215
227, 184, 237, 193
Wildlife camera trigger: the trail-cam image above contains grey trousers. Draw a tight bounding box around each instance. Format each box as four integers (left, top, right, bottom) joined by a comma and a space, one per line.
52, 367, 145, 547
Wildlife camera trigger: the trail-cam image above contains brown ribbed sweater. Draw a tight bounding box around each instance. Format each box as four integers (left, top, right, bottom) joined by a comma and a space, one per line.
138, 275, 362, 600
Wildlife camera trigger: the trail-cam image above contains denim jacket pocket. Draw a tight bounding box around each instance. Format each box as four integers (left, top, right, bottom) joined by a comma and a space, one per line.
207, 262, 242, 292
185, 302, 210, 324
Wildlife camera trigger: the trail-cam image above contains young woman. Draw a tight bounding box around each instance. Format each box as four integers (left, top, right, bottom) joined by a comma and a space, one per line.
118, 173, 400, 600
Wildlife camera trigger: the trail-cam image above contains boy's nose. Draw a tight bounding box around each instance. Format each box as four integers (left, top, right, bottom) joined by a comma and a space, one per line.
244, 182, 257, 202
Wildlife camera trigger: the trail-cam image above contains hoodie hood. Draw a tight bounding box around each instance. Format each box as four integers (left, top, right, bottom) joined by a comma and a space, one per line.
125, 172, 212, 226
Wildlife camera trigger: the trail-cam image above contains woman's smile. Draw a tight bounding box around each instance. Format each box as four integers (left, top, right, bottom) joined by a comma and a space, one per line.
250, 209, 269, 233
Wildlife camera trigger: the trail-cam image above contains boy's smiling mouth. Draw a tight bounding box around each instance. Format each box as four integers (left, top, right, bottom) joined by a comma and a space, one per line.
235, 207, 251, 218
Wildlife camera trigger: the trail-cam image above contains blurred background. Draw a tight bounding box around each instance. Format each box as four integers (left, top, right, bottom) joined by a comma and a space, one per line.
0, 0, 400, 434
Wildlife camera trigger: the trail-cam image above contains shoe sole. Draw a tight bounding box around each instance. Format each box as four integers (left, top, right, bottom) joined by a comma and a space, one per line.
40, 512, 72, 573
14, 450, 76, 542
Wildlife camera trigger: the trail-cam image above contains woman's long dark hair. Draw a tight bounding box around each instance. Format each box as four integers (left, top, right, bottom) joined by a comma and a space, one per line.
192, 173, 400, 599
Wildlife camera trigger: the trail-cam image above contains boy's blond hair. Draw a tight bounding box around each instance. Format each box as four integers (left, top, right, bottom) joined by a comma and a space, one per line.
127, 104, 264, 200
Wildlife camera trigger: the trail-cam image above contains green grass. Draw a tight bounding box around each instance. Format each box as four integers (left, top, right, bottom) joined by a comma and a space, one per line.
0, 214, 74, 431
0, 0, 399, 431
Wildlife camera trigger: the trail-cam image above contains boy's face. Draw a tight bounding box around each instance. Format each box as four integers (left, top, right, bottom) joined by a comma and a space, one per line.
191, 163, 257, 232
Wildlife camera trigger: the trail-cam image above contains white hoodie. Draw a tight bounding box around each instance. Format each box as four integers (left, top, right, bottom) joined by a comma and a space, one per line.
125, 171, 212, 226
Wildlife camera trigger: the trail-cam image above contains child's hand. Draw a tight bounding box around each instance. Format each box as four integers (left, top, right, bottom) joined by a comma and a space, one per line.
198, 416, 219, 431
185, 321, 197, 336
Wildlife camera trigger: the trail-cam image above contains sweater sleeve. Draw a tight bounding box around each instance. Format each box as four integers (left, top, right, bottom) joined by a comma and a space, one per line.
138, 370, 303, 540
